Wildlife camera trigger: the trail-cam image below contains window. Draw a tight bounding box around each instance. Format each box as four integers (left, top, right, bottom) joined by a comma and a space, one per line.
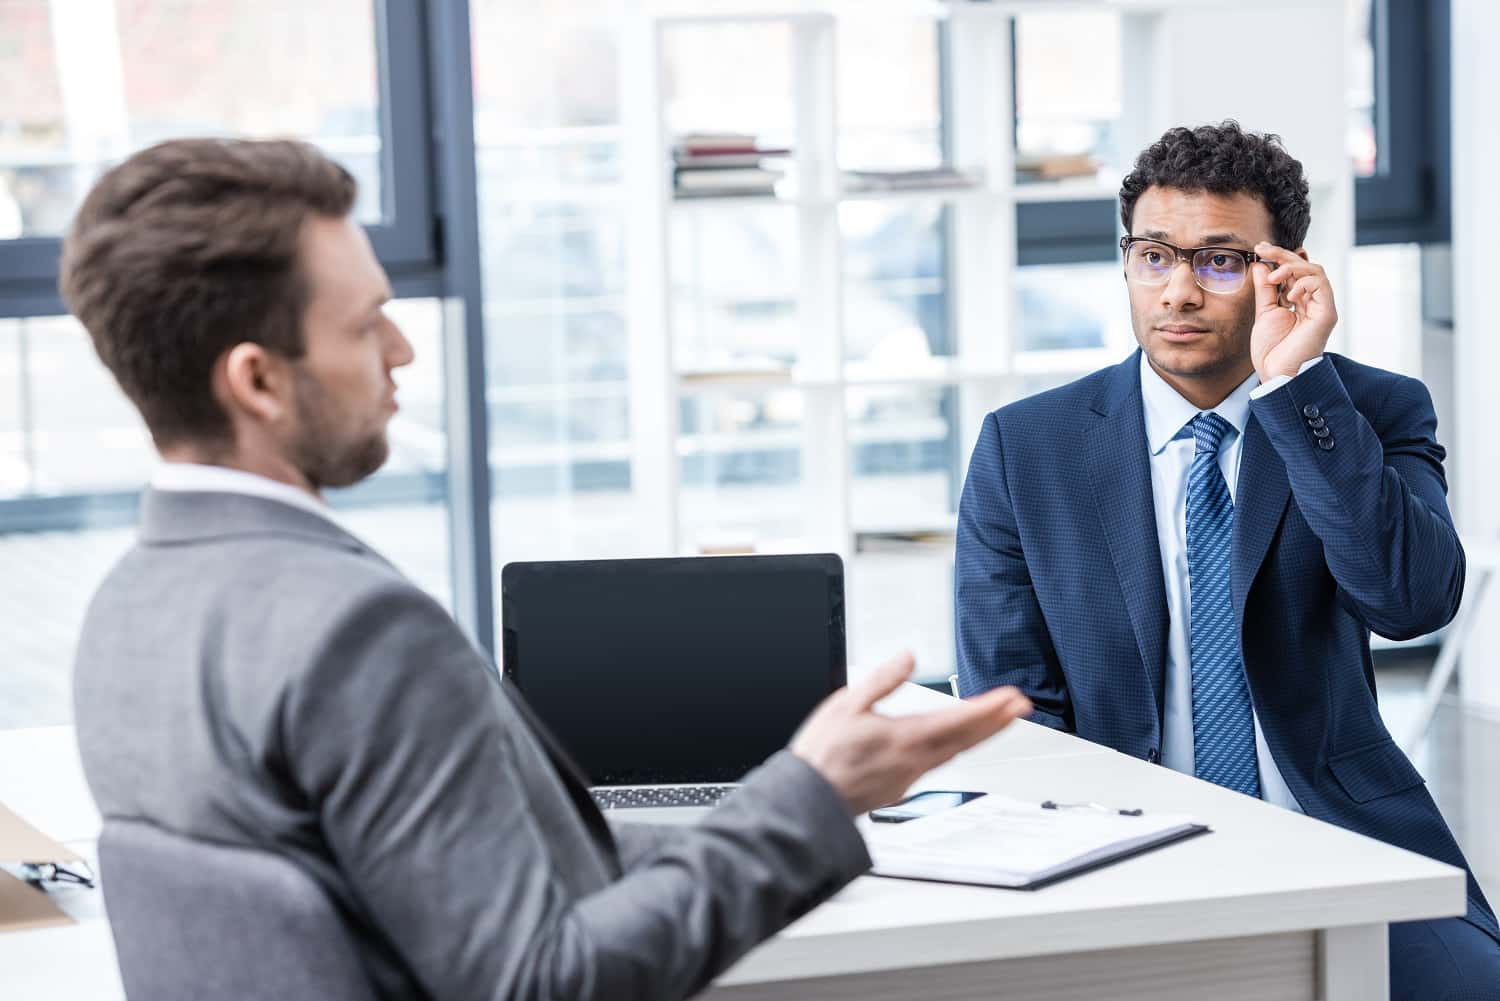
0, 301, 455, 728
838, 16, 943, 170
470, 0, 640, 573
1351, 0, 1450, 245
849, 385, 958, 532
0, 319, 137, 729
672, 204, 799, 376
1013, 10, 1121, 188
0, 0, 384, 237
843, 202, 951, 365
0, 1, 472, 730
1014, 262, 1129, 354
1007, 0, 1450, 258
0, 0, 437, 311
1347, 0, 1379, 179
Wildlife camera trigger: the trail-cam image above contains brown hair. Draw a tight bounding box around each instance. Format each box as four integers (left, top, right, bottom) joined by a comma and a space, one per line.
59, 138, 356, 449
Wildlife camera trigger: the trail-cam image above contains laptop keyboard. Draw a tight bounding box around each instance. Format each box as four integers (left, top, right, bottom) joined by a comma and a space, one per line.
592, 785, 738, 810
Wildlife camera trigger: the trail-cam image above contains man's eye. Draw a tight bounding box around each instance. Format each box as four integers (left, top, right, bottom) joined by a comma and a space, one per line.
1144, 251, 1165, 265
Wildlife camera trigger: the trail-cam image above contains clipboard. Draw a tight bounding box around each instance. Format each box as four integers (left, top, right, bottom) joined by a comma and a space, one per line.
863, 794, 1212, 891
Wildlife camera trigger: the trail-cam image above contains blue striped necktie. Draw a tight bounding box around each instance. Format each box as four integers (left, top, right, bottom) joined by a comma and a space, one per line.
1179, 413, 1262, 798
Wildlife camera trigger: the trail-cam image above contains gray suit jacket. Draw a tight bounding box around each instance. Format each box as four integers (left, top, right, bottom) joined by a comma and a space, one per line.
74, 489, 871, 1000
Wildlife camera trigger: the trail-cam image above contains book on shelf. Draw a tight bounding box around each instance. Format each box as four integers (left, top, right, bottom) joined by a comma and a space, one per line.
674, 167, 780, 195
674, 150, 789, 170
678, 365, 793, 385
855, 527, 956, 553
842, 166, 982, 192
674, 181, 779, 199
675, 131, 762, 153
1014, 151, 1100, 182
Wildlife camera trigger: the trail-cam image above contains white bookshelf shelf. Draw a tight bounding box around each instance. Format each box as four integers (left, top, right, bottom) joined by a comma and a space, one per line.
674, 361, 1051, 393
625, 1, 1352, 563
1010, 178, 1121, 203
670, 193, 805, 213
669, 185, 991, 212
835, 184, 991, 204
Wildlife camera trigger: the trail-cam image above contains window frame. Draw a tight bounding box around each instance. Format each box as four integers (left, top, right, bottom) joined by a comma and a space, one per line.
1354, 0, 1450, 246
0, 0, 496, 651
0, 0, 441, 316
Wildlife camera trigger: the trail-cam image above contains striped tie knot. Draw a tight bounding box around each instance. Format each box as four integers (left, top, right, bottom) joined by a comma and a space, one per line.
1188, 412, 1233, 457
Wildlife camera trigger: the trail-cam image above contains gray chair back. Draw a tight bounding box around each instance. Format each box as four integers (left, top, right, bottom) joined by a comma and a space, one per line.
99, 818, 372, 1001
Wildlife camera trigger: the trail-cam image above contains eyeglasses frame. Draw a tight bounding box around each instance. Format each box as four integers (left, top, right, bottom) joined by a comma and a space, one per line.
1118, 235, 1268, 295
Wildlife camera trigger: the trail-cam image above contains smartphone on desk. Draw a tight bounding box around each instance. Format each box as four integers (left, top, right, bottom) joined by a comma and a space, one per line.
868, 790, 986, 823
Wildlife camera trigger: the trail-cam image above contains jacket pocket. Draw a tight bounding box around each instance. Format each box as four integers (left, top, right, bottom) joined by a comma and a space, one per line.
1327, 738, 1426, 803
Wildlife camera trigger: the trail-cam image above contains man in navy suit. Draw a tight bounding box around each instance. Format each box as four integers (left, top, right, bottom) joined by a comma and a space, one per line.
956, 121, 1500, 997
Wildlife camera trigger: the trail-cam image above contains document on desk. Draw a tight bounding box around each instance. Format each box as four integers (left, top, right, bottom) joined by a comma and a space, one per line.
863, 795, 1210, 890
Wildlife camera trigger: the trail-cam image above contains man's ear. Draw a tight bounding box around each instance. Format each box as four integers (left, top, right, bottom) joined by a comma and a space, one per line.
216, 343, 293, 426
1294, 246, 1310, 261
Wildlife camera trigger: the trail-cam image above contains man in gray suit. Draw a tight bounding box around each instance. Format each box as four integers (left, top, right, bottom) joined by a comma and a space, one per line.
61, 138, 1031, 1000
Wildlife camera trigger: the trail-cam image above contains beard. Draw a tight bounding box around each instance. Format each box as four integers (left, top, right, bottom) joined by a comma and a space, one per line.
287, 368, 390, 491
1134, 296, 1257, 381
1144, 334, 1249, 379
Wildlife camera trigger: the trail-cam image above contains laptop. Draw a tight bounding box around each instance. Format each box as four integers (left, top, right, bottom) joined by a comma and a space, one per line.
501, 554, 846, 822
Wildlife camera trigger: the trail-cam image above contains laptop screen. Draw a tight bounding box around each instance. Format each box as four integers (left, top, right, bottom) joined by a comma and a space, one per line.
501, 554, 845, 785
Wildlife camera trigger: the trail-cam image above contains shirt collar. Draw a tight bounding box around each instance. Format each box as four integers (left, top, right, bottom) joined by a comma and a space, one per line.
1138, 351, 1260, 455
150, 462, 338, 526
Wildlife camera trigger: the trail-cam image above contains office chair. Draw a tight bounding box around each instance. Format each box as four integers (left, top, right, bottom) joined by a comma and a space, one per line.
99, 818, 372, 1001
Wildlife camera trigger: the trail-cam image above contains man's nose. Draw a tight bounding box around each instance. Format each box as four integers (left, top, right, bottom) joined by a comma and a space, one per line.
1159, 259, 1203, 311
387, 323, 415, 369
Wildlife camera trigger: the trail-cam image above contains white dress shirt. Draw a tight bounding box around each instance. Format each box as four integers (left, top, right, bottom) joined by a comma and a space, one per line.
1139, 352, 1322, 812
150, 461, 341, 528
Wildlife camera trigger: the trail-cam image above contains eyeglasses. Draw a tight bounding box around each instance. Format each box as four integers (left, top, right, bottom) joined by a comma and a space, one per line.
21, 861, 96, 888
8, 860, 96, 889
1119, 236, 1265, 295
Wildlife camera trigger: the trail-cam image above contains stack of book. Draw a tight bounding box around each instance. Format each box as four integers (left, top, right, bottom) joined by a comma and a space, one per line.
672, 132, 790, 199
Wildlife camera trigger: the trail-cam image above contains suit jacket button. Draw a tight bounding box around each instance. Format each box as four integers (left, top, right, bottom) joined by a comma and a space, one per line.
1302, 404, 1321, 419
1318, 437, 1336, 450
1313, 425, 1332, 438
1308, 416, 1327, 429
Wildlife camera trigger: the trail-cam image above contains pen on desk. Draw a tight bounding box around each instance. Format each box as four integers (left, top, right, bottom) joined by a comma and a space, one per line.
1040, 800, 1145, 817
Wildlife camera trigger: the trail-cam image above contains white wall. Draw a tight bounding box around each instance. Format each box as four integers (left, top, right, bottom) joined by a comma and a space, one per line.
1451, 0, 1500, 711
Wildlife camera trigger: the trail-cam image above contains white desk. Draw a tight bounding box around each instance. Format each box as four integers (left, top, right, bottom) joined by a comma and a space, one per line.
0, 690, 1467, 1001
0, 727, 116, 1001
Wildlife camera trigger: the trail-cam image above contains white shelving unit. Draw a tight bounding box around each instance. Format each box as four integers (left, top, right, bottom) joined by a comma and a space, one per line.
622, 0, 1352, 561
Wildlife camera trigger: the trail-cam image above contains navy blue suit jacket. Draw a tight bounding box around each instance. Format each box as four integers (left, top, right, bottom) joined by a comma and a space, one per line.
956, 349, 1497, 943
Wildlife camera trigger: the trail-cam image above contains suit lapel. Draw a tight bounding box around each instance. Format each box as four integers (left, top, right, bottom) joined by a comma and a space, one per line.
1086, 354, 1170, 727
501, 679, 623, 878
1232, 413, 1291, 624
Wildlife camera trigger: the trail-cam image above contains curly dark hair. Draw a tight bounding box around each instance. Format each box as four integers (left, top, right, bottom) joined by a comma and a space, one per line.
1119, 121, 1311, 250
59, 138, 356, 450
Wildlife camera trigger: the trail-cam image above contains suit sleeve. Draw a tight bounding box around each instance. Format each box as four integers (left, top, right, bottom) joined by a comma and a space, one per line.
1249, 360, 1465, 639
955, 411, 1072, 729
606, 819, 688, 871
282, 587, 871, 1001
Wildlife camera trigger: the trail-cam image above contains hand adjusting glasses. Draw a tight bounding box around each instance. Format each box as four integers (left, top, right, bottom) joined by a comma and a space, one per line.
1119, 236, 1266, 295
